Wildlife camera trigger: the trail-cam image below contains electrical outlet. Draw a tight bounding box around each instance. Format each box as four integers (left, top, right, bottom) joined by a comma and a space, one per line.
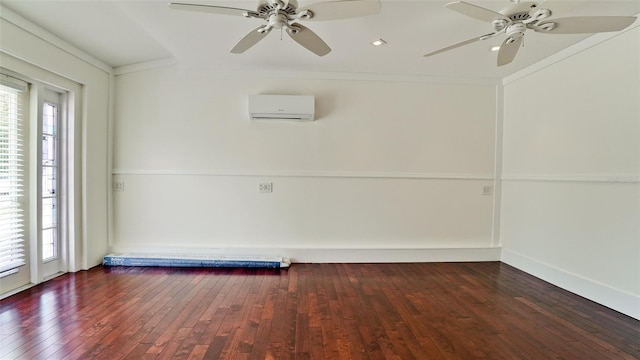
258, 182, 273, 193
113, 181, 125, 192
482, 185, 492, 196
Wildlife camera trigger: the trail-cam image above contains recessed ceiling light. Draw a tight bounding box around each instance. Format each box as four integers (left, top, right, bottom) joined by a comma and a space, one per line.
490, 46, 501, 52
370, 39, 387, 47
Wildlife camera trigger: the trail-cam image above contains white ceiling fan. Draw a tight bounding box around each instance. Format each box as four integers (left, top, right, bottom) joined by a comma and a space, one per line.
168, 0, 381, 56
424, 1, 637, 66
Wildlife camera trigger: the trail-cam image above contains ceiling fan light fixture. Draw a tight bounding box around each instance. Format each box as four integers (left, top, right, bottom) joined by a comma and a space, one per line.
370, 39, 387, 47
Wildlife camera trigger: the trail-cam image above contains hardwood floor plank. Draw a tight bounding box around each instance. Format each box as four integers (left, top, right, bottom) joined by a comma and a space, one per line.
185, 344, 208, 360
356, 324, 385, 359
249, 318, 273, 359
2, 262, 639, 360
294, 312, 310, 356
319, 318, 345, 359
122, 343, 154, 360
201, 334, 227, 359
155, 327, 192, 359
111, 325, 156, 360
307, 326, 326, 360
146, 286, 211, 353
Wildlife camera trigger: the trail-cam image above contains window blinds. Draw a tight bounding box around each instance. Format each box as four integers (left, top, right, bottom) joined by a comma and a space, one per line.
0, 74, 27, 274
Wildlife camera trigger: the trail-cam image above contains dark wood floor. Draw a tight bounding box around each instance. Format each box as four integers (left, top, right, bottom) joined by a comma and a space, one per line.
1, 262, 639, 359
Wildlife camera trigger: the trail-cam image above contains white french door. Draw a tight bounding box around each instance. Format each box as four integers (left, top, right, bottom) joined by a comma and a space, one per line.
0, 70, 72, 296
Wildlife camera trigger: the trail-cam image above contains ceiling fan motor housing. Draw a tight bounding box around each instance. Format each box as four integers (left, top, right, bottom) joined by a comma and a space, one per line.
506, 22, 527, 39
258, 1, 297, 17
499, 1, 538, 19
493, 1, 550, 33
267, 13, 289, 29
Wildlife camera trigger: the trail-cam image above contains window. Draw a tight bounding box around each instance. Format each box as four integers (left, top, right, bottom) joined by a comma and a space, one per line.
42, 101, 58, 262
0, 75, 27, 275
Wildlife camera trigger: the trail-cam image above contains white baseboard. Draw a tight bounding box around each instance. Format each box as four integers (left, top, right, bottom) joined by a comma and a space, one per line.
108, 245, 501, 264
501, 249, 640, 320
0, 282, 36, 301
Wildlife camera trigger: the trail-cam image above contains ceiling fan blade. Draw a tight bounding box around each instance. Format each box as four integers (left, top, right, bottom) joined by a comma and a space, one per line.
230, 27, 269, 54
286, 24, 331, 56
168, 2, 255, 16
445, 1, 510, 23
297, 0, 381, 21
424, 33, 496, 57
535, 16, 636, 34
497, 36, 522, 66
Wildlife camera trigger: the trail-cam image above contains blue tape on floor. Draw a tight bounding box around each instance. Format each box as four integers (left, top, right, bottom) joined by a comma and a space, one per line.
103, 253, 290, 268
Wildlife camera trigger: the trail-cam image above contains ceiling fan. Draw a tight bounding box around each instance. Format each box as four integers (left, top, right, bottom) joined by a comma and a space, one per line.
168, 0, 381, 56
424, 1, 637, 66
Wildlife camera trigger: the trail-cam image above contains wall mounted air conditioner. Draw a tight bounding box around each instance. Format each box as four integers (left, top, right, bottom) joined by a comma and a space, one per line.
249, 95, 315, 121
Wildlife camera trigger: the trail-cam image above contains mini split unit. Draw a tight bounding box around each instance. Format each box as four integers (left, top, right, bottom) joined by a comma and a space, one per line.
249, 94, 315, 121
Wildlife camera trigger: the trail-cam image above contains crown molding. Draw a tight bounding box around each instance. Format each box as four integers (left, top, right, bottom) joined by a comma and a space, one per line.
0, 4, 113, 74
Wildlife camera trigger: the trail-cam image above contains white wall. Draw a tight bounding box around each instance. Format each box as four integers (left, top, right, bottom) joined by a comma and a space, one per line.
111, 66, 500, 261
501, 27, 640, 319
0, 12, 111, 270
